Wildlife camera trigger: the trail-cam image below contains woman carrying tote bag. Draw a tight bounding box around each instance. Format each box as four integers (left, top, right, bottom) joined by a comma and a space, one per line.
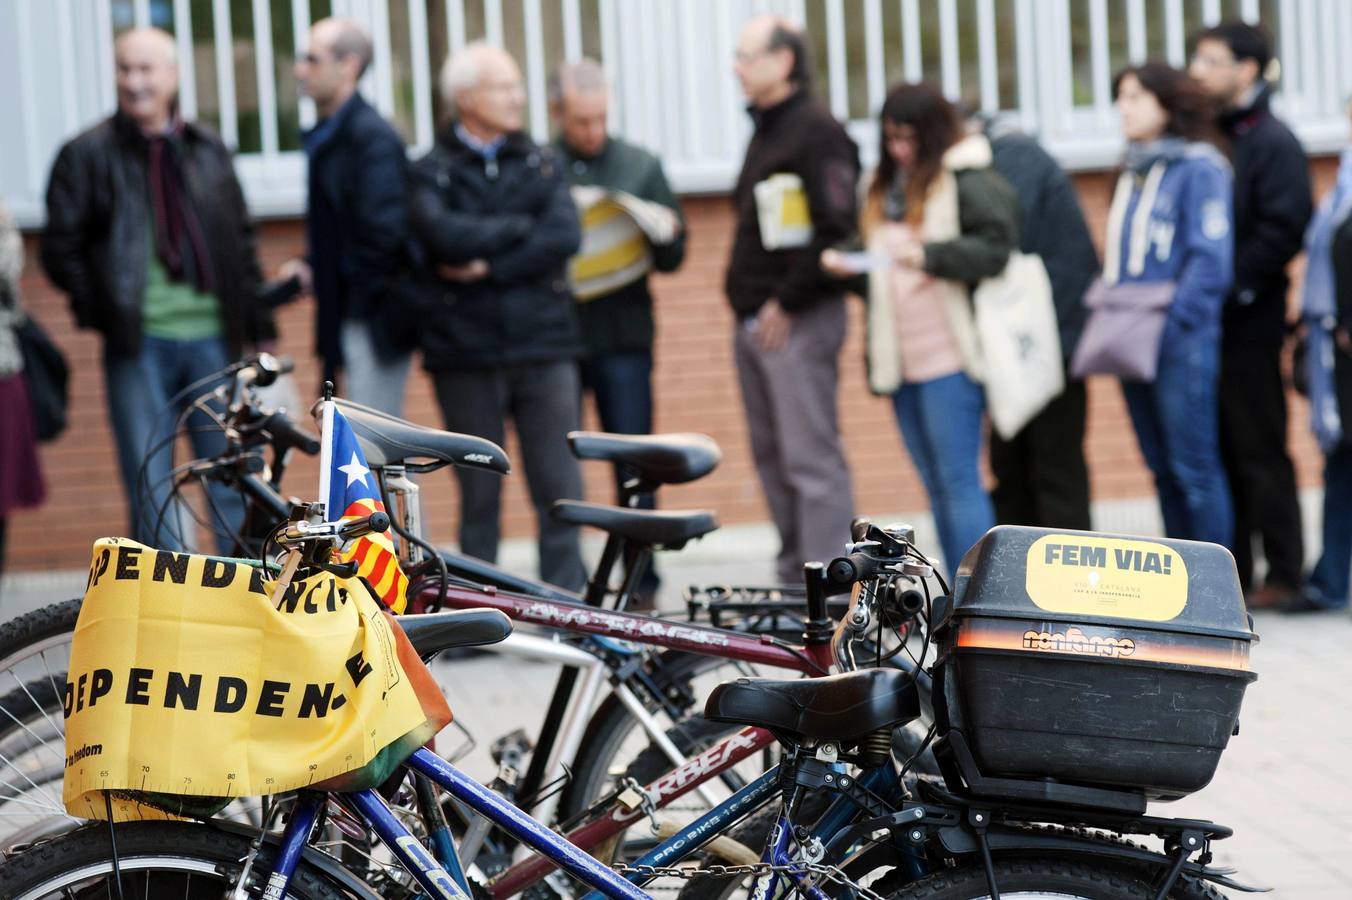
821, 82, 1017, 577
1078, 63, 1234, 545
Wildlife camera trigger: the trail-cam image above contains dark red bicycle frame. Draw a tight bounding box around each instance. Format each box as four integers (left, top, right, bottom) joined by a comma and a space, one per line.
415, 582, 832, 896
425, 582, 833, 673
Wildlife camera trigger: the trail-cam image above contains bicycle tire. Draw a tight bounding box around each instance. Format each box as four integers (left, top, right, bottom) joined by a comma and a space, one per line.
0, 598, 82, 672
0, 820, 359, 900
882, 857, 1223, 900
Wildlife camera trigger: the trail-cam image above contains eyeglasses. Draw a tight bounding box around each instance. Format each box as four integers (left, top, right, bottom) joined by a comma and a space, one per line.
1189, 53, 1237, 71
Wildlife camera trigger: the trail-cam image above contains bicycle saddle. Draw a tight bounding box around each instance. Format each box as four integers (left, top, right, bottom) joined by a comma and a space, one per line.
568, 432, 720, 485
704, 669, 921, 744
551, 500, 718, 550
335, 399, 511, 474
400, 608, 513, 659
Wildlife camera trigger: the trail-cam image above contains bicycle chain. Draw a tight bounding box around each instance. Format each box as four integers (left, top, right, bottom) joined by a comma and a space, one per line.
610, 859, 889, 900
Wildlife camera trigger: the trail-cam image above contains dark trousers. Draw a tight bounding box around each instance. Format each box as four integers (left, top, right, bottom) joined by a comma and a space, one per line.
1307, 444, 1352, 609
734, 298, 855, 584
1219, 338, 1303, 591
990, 379, 1092, 531
581, 349, 660, 597
433, 361, 587, 593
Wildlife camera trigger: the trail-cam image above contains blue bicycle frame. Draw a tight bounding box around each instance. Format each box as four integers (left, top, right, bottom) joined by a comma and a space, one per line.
257, 748, 918, 900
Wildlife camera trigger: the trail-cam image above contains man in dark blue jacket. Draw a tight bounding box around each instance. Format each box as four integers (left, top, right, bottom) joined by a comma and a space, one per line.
409, 43, 586, 592
285, 18, 413, 414
1191, 21, 1312, 607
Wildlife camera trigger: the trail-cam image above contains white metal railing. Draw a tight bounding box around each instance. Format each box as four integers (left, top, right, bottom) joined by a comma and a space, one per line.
5, 0, 1352, 228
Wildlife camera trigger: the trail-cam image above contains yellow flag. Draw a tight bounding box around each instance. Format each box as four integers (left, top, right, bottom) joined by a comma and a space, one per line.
63, 538, 434, 821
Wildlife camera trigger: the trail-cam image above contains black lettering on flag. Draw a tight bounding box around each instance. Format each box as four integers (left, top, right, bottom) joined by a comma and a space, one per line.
247, 565, 268, 595
255, 680, 290, 717
126, 668, 153, 706
115, 546, 142, 581
63, 680, 74, 718
214, 677, 248, 713
153, 551, 191, 584
201, 558, 236, 588
298, 682, 339, 718
276, 579, 307, 613
88, 548, 111, 589
304, 580, 323, 614
89, 669, 113, 708
164, 672, 202, 710
345, 651, 372, 687
76, 672, 88, 712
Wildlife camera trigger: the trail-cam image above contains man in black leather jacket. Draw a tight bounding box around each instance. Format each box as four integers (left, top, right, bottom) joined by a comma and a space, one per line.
41, 28, 270, 551
409, 42, 587, 591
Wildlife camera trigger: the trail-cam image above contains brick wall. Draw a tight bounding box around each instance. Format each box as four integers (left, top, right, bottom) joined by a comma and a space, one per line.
6, 158, 1336, 572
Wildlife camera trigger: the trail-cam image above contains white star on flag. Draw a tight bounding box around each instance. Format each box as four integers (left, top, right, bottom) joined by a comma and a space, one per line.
338, 451, 371, 489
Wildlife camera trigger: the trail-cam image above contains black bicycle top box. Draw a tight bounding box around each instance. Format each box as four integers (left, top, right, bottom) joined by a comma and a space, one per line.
932, 525, 1257, 802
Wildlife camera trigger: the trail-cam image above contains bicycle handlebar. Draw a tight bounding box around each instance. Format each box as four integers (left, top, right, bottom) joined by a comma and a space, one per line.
277, 511, 391, 548
259, 410, 321, 456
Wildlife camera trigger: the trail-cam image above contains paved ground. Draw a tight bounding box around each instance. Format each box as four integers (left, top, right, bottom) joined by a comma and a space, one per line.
2, 495, 1348, 897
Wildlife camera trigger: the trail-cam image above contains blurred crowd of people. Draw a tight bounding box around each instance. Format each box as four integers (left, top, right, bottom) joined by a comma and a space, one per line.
5, 15, 1351, 616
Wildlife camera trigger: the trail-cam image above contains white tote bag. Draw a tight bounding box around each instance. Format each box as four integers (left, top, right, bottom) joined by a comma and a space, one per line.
973, 252, 1064, 440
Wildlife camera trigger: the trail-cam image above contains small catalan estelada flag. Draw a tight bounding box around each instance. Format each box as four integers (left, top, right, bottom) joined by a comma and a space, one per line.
316, 401, 408, 613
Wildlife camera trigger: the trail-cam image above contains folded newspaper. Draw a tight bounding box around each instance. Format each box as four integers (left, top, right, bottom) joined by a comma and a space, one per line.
568, 185, 681, 301
753, 172, 813, 250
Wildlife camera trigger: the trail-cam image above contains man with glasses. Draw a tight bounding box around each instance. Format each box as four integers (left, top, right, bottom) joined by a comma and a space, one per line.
727, 16, 859, 584
407, 43, 587, 591
1190, 20, 1312, 610
283, 17, 414, 414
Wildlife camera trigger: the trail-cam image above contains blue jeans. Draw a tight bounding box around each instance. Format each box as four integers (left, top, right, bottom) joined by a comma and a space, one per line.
892, 372, 994, 577
104, 335, 244, 553
1306, 445, 1352, 609
1121, 335, 1233, 546
581, 350, 660, 596
583, 351, 654, 441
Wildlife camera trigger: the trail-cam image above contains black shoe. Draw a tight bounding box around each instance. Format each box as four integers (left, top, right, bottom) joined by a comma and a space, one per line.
1280, 593, 1346, 614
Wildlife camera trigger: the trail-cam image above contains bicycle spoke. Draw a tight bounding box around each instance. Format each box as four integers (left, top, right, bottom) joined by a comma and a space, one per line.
0, 685, 68, 767
0, 747, 65, 809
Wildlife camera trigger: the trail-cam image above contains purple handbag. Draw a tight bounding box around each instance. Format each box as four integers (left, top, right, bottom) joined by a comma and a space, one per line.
1070, 277, 1177, 382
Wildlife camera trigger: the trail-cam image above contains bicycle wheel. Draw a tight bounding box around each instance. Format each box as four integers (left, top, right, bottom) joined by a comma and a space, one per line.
882, 858, 1226, 899
0, 600, 84, 850
0, 820, 355, 899
556, 649, 787, 826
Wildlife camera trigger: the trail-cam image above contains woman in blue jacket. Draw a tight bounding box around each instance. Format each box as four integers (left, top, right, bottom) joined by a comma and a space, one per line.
1108, 63, 1234, 545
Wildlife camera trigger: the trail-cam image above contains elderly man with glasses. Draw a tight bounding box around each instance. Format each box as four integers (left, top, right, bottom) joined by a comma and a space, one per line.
407, 43, 587, 592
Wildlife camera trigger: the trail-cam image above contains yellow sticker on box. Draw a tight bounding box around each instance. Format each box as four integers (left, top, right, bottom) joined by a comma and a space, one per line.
1025, 535, 1188, 622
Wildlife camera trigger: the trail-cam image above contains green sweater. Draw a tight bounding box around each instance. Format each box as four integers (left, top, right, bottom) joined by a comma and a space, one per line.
141, 232, 223, 342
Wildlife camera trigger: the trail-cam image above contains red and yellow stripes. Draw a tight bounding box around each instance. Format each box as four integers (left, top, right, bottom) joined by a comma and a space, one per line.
341, 498, 408, 614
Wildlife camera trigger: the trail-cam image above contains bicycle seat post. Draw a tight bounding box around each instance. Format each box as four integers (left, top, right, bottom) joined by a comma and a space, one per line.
380, 464, 423, 566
